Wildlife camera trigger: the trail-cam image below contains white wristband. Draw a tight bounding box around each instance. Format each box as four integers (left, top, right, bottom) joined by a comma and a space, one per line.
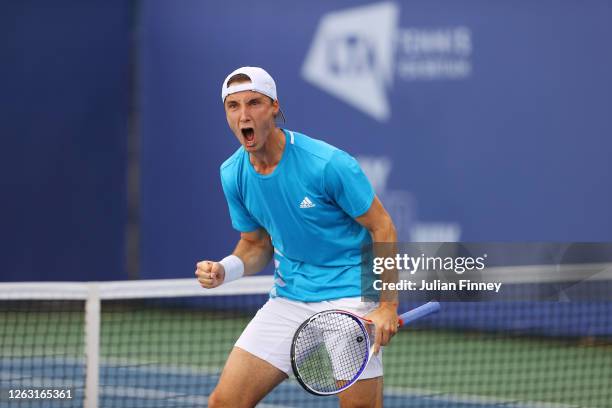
219, 255, 244, 284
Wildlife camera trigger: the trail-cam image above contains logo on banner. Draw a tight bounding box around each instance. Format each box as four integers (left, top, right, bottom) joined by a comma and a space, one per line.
302, 2, 473, 121
302, 2, 398, 121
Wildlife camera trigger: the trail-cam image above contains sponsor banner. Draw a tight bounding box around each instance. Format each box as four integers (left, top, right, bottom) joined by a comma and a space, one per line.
140, 1, 612, 280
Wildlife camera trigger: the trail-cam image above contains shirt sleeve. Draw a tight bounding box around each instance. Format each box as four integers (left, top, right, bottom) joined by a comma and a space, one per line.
323, 150, 375, 218
220, 168, 261, 233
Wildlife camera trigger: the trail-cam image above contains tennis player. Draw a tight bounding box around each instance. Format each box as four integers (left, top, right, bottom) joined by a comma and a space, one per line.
196, 66, 398, 408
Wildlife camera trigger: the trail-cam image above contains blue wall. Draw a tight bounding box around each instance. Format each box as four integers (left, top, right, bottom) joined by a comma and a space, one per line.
0, 2, 132, 281
2, 2, 610, 282
140, 0, 612, 279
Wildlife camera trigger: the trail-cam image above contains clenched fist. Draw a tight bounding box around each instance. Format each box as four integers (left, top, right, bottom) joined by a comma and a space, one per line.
195, 260, 226, 289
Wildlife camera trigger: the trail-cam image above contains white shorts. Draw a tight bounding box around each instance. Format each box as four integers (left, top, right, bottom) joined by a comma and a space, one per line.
234, 296, 383, 378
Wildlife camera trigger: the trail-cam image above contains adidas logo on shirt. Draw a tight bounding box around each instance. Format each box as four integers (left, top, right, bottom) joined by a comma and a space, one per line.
299, 197, 316, 209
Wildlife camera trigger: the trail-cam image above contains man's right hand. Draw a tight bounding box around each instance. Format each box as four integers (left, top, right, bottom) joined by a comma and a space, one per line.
195, 260, 225, 289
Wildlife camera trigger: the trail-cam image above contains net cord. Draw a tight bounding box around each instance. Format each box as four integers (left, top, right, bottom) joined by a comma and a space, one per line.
0, 275, 275, 300
1, 264, 611, 301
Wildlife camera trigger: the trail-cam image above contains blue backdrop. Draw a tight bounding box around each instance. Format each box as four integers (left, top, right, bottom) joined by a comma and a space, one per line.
140, 0, 612, 279
0, 1, 132, 281
2, 1, 610, 282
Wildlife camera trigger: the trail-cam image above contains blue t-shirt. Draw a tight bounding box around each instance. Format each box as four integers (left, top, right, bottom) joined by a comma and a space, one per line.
220, 129, 375, 301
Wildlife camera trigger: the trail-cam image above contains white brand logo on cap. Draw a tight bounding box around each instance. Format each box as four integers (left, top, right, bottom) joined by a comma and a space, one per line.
301, 2, 399, 122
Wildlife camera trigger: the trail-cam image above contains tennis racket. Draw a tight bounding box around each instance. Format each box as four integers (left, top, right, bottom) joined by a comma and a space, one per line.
290, 301, 440, 396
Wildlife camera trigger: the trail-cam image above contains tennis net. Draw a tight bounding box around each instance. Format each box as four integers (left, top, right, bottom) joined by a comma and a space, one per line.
1, 272, 611, 408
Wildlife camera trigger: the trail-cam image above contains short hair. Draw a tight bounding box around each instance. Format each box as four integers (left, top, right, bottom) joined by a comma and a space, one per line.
226, 73, 252, 87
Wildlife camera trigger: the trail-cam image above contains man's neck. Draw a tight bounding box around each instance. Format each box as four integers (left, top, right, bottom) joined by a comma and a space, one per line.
249, 128, 286, 175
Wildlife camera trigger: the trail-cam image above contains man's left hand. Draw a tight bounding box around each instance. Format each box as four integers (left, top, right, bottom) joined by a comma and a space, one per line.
364, 303, 399, 354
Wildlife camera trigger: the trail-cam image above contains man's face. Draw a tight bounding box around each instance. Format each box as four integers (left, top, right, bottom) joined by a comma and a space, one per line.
224, 87, 279, 152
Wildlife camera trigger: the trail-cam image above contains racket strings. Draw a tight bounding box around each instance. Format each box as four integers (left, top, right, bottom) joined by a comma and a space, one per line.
293, 312, 369, 393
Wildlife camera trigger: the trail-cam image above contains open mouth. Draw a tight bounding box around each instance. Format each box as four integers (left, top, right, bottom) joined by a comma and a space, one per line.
241, 128, 255, 145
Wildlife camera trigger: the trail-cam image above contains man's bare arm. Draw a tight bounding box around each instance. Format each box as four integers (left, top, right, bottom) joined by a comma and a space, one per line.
232, 229, 274, 275
196, 228, 273, 288
356, 195, 397, 243
355, 195, 399, 353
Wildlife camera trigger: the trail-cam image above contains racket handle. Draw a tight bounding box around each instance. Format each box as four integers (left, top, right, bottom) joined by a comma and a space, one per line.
398, 301, 440, 327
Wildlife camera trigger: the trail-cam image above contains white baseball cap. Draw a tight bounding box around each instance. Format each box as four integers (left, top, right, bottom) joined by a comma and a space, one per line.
221, 66, 278, 102
221, 66, 286, 122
